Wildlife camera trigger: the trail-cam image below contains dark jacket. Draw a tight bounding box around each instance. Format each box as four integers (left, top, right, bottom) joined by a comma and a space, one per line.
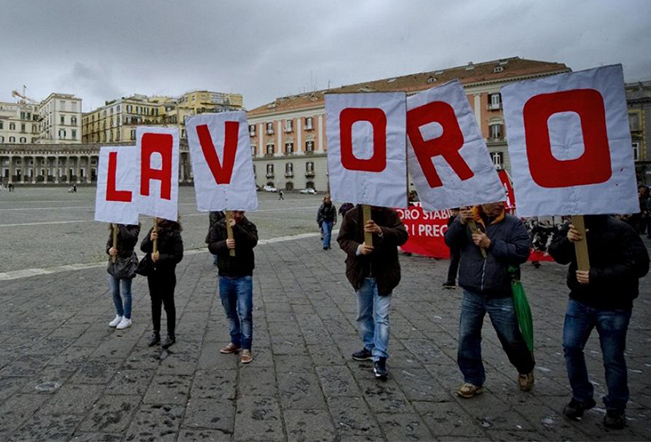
208, 216, 258, 277
445, 209, 531, 297
205, 211, 225, 244
337, 206, 408, 295
548, 215, 649, 310
140, 223, 184, 272
317, 203, 337, 224
106, 224, 140, 259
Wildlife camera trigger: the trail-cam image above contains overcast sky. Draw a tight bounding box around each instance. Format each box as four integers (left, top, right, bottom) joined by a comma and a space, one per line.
1, 0, 649, 112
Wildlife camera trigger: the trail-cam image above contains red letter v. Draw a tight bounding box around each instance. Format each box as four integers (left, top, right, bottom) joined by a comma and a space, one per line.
196, 122, 239, 185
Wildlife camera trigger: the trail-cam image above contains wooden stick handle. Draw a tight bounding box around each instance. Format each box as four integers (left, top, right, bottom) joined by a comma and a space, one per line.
362, 205, 373, 247
570, 215, 590, 271
153, 218, 158, 254
226, 211, 235, 257
468, 220, 488, 259
111, 224, 118, 264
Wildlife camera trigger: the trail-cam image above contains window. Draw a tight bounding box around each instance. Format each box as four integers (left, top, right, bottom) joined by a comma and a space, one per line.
0, 136, 3, 143
629, 113, 640, 131
251, 146, 256, 156
285, 143, 294, 154
632, 142, 640, 161
61, 116, 65, 124
59, 129, 66, 138
305, 141, 314, 152
490, 152, 504, 168
305, 117, 313, 130
489, 123, 502, 139
9, 123, 15, 130
130, 129, 136, 140
21, 123, 26, 132
0, 121, 3, 129
266, 164, 274, 177
9, 136, 15, 142
266, 144, 274, 155
489, 93, 501, 110
71, 116, 77, 125
249, 125, 256, 136
20, 137, 26, 143
285, 119, 293, 132
127, 105, 133, 113
305, 161, 315, 176
72, 130, 77, 140
266, 122, 274, 135
285, 162, 293, 177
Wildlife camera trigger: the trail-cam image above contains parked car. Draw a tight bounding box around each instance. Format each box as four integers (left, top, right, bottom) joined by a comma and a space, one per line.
263, 185, 278, 192
299, 188, 317, 195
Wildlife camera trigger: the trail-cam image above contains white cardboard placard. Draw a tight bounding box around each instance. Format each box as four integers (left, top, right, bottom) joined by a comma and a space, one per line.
95, 146, 139, 225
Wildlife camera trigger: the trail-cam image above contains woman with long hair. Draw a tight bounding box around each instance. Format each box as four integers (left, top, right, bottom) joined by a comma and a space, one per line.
107, 223, 140, 329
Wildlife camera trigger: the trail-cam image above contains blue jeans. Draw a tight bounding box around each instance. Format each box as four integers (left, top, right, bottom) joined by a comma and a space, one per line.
219, 275, 253, 350
458, 290, 534, 386
108, 275, 132, 319
321, 221, 333, 249
356, 278, 391, 361
563, 299, 631, 411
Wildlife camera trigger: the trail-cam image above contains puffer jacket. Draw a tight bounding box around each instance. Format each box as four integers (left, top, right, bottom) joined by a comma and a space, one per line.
106, 224, 140, 259
444, 209, 530, 297
140, 223, 184, 272
317, 203, 337, 224
337, 206, 408, 295
548, 215, 649, 310
208, 216, 258, 277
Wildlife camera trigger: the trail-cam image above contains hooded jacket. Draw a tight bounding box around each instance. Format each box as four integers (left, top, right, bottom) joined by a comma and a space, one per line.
444, 207, 531, 297
208, 216, 258, 277
140, 222, 184, 272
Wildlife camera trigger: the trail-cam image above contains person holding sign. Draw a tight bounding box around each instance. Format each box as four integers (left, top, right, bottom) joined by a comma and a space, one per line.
337, 205, 408, 380
549, 215, 649, 429
445, 202, 534, 398
208, 211, 258, 364
106, 224, 140, 330
317, 194, 337, 250
140, 218, 184, 349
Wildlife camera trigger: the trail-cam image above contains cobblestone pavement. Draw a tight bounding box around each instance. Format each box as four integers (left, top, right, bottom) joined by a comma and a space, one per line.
1, 230, 650, 441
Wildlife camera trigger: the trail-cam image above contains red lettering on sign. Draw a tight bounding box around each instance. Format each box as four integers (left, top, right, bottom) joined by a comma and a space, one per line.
196, 122, 238, 185
523, 89, 611, 188
407, 101, 473, 188
140, 133, 173, 200
106, 151, 132, 202
340, 108, 387, 172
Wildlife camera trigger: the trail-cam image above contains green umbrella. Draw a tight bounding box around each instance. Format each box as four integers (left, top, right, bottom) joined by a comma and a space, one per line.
509, 266, 534, 353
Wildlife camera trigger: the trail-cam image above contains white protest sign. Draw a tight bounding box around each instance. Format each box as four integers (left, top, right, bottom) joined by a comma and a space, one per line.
135, 127, 180, 221
95, 146, 139, 225
326, 92, 407, 208
502, 65, 638, 217
407, 81, 505, 211
186, 112, 258, 212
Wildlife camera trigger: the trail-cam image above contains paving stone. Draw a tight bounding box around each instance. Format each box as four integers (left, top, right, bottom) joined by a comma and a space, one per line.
142, 374, 191, 405
0, 377, 27, 401
0, 393, 49, 434
274, 354, 315, 373
413, 400, 487, 438
182, 398, 235, 432
105, 370, 155, 396
77, 394, 141, 433
393, 367, 453, 402
238, 366, 277, 397
376, 412, 435, 441
278, 371, 326, 410
9, 413, 84, 441
177, 428, 232, 441
70, 433, 123, 441
69, 357, 122, 384
327, 396, 383, 440
40, 384, 104, 415
316, 365, 361, 397
190, 369, 236, 400
284, 409, 337, 442
124, 404, 184, 442
19, 364, 77, 395
234, 396, 284, 441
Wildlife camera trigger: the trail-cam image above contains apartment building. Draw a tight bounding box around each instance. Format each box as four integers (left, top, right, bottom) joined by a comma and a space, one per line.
38, 93, 83, 144
0, 102, 40, 145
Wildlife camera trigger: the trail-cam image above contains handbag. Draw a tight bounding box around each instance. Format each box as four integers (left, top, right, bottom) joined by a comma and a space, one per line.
135, 253, 153, 277
107, 252, 139, 279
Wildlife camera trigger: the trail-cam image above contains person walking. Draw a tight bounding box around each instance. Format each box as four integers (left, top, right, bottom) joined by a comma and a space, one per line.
443, 208, 461, 289
140, 218, 184, 349
444, 202, 535, 398
337, 205, 408, 380
317, 194, 337, 250
548, 215, 649, 429
208, 211, 258, 364
278, 190, 284, 200
106, 223, 140, 330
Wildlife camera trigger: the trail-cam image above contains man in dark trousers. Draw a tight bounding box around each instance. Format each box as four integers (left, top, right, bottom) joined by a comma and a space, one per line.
445, 202, 535, 398
337, 205, 408, 380
443, 208, 461, 288
549, 215, 649, 429
208, 211, 259, 364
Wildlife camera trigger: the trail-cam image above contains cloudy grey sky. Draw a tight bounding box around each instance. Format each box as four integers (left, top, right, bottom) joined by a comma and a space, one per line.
1, 0, 649, 111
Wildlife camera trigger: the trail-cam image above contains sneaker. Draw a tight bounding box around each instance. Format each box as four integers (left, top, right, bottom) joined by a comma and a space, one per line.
457, 383, 484, 398
220, 343, 241, 354
116, 318, 132, 330
518, 371, 534, 391
374, 357, 388, 380
352, 348, 373, 361
109, 315, 123, 327
162, 335, 176, 349
442, 281, 456, 289
603, 409, 626, 429
241, 349, 253, 364
562, 398, 596, 420
147, 332, 160, 347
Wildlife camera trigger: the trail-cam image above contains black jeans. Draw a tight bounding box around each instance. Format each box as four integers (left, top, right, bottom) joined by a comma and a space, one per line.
147, 271, 176, 337
446, 248, 461, 284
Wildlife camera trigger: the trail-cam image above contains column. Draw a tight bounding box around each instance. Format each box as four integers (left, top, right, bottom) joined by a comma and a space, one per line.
8, 155, 14, 184
474, 94, 481, 127
21, 156, 27, 183
31, 156, 38, 184
88, 155, 92, 183
64, 156, 69, 183
317, 115, 324, 152
75, 156, 81, 184
54, 156, 60, 184
179, 154, 186, 182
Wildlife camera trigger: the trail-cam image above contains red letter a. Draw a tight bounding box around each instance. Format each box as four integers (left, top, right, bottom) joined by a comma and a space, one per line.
407, 101, 474, 188
140, 133, 173, 200
106, 151, 132, 202
196, 122, 238, 185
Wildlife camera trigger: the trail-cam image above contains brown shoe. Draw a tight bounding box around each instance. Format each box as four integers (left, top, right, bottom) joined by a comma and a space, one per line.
518, 371, 534, 392
241, 349, 253, 364
220, 343, 241, 354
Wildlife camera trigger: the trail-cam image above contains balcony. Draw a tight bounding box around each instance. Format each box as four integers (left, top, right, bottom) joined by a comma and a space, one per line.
305, 171, 315, 178
487, 102, 502, 110
285, 172, 294, 178
486, 137, 506, 145
266, 173, 274, 178
266, 130, 274, 135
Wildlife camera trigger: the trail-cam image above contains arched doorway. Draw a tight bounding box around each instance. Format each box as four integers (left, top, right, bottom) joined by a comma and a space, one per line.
285, 182, 294, 191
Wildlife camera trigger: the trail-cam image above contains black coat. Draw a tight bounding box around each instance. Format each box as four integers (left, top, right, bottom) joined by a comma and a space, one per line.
106, 224, 140, 259
548, 215, 649, 310
317, 203, 337, 224
208, 217, 258, 277
140, 225, 184, 272
337, 206, 408, 295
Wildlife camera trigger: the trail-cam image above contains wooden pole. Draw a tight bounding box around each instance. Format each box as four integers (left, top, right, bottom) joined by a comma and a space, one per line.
570, 215, 590, 271
467, 220, 488, 259
153, 218, 158, 254
111, 224, 118, 263
226, 211, 235, 257
362, 205, 373, 247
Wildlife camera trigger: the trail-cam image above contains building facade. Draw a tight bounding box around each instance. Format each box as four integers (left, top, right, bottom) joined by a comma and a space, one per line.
0, 102, 40, 145
626, 81, 651, 184
38, 93, 83, 144
246, 57, 572, 192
